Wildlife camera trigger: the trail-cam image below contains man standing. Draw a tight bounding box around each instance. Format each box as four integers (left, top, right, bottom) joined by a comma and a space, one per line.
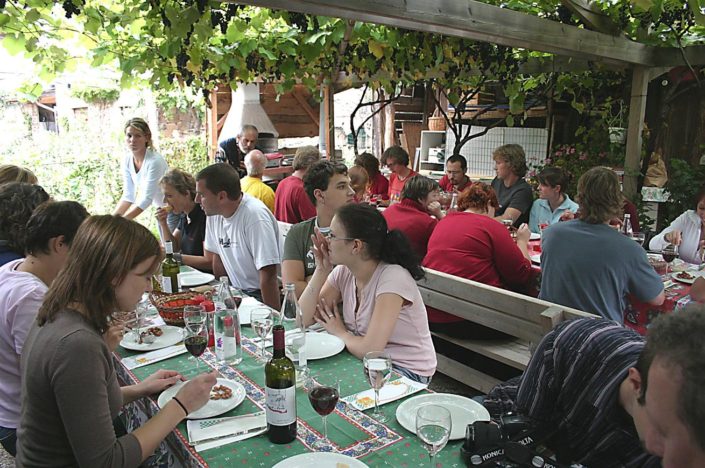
241, 150, 275, 213
540, 167, 664, 321
382, 145, 417, 204
216, 124, 259, 177
438, 154, 471, 193
491, 144, 533, 227
274, 146, 320, 224
282, 161, 354, 297
484, 308, 705, 467
196, 163, 281, 309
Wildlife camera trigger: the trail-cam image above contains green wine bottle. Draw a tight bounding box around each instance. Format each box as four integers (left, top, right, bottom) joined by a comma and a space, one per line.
265, 324, 297, 443
161, 241, 180, 293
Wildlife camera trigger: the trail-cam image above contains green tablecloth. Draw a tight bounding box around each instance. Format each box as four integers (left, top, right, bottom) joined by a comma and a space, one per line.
116, 321, 466, 467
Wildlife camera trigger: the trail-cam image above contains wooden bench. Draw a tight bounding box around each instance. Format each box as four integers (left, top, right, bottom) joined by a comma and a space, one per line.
418, 268, 597, 393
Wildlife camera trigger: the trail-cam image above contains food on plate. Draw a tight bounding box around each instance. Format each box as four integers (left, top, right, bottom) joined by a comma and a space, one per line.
210, 385, 233, 400
147, 327, 163, 336
138, 327, 163, 344
677, 271, 695, 280
336, 464, 350, 468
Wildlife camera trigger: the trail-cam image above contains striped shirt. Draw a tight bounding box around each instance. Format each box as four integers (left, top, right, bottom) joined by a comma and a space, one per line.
485, 319, 661, 467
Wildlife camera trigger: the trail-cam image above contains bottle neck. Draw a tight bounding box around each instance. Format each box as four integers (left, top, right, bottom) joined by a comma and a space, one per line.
272, 325, 285, 358
165, 242, 174, 256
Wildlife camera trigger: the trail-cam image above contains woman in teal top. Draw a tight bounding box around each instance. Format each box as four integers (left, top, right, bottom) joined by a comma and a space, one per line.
529, 167, 579, 233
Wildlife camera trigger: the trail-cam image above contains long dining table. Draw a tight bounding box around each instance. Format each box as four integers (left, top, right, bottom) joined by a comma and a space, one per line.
114, 299, 468, 467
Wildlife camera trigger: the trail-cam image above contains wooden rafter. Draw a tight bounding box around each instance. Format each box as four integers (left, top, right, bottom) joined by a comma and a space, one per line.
291, 89, 320, 126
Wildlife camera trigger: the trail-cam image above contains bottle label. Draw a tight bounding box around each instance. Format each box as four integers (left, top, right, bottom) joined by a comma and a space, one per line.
161, 276, 173, 293
265, 386, 296, 425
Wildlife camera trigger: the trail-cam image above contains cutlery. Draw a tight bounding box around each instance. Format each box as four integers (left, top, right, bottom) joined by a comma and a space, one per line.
190, 424, 267, 445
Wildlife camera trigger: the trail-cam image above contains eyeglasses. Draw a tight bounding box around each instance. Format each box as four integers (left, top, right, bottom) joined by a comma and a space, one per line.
328, 233, 355, 242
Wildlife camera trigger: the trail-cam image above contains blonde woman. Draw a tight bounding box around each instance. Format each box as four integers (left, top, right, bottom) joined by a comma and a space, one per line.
0, 165, 37, 185
114, 118, 169, 220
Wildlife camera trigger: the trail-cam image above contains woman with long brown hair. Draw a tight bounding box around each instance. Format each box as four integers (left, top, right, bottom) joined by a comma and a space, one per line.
17, 215, 215, 467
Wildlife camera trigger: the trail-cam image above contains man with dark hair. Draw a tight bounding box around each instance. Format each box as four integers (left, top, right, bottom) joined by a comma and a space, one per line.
196, 163, 280, 309
216, 124, 259, 177
438, 154, 470, 193
274, 146, 320, 223
382, 175, 443, 258
282, 160, 353, 297
491, 144, 533, 227
0, 200, 89, 456
484, 307, 705, 467
0, 182, 51, 267
382, 145, 417, 204
540, 167, 664, 321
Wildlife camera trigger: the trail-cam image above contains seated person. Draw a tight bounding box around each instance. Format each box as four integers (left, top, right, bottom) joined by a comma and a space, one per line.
382, 145, 417, 204
197, 163, 281, 309
484, 308, 705, 467
355, 152, 388, 201
491, 144, 533, 227
241, 150, 275, 212
17, 215, 215, 466
156, 169, 210, 272
528, 167, 579, 233
649, 185, 705, 264
382, 175, 443, 258
0, 201, 88, 456
0, 183, 50, 267
0, 165, 37, 185
423, 182, 532, 338
540, 167, 664, 322
348, 165, 369, 203
215, 124, 258, 177
274, 146, 320, 223
283, 160, 354, 298
438, 154, 471, 193
299, 204, 436, 383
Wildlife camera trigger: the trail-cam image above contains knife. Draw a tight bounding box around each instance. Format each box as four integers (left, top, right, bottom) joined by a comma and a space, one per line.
190, 425, 267, 446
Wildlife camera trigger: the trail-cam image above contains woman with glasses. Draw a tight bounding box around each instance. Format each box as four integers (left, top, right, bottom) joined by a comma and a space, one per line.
299, 203, 436, 384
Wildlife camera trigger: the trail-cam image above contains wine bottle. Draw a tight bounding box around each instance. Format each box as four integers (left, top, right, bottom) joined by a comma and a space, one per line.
161, 241, 179, 293
265, 325, 297, 444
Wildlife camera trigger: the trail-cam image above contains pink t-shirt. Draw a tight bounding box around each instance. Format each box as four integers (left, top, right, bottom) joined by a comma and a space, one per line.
0, 259, 48, 428
327, 263, 436, 377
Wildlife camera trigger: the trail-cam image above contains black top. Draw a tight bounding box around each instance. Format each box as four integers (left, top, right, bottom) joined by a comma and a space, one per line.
178, 204, 206, 256
216, 138, 247, 177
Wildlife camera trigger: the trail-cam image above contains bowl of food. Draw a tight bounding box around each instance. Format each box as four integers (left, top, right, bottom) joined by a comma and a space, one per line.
647, 254, 668, 276
149, 291, 207, 327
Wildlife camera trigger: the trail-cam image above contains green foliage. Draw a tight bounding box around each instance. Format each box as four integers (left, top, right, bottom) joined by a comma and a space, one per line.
154, 86, 206, 121
662, 159, 705, 226
71, 85, 121, 105
159, 136, 210, 176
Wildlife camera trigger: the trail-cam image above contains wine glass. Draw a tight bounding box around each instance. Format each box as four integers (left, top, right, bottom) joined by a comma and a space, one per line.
662, 244, 679, 273
630, 232, 646, 246
416, 405, 452, 467
307, 375, 340, 451
363, 351, 392, 422
251, 307, 273, 362
183, 305, 205, 361
183, 323, 208, 373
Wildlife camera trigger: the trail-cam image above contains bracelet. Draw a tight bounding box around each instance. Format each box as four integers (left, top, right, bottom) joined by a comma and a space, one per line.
172, 396, 189, 416
173, 252, 183, 264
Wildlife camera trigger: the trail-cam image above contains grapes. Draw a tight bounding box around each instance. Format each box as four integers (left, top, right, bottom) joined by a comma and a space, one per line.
62, 0, 80, 19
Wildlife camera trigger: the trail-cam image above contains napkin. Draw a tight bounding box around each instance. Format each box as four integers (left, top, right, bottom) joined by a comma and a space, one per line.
341, 376, 428, 411
121, 345, 187, 370
187, 411, 267, 452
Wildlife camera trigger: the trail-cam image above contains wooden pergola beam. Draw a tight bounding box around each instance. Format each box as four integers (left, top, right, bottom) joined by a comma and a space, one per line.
560, 0, 622, 36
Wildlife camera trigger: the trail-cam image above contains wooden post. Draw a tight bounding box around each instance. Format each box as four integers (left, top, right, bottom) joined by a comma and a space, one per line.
319, 84, 335, 159
624, 66, 649, 200
384, 92, 397, 149
207, 88, 219, 160
372, 91, 385, 158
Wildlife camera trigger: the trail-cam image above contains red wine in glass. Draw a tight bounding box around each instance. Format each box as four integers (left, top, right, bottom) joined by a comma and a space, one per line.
308, 386, 339, 416
662, 252, 677, 263
185, 335, 207, 357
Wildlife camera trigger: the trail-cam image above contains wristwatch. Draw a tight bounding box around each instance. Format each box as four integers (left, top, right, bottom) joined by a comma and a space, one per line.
173, 252, 183, 265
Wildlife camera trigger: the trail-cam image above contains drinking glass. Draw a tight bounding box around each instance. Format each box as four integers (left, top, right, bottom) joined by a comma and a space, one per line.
662, 244, 679, 273
363, 351, 392, 422
183, 323, 208, 373
183, 305, 205, 361
630, 232, 646, 246
251, 307, 274, 362
416, 405, 452, 467
307, 375, 340, 451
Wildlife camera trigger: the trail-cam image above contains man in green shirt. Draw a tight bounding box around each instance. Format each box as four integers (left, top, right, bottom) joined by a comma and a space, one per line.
282, 161, 354, 297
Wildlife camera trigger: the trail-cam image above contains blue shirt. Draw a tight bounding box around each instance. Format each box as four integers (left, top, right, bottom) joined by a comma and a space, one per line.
528, 195, 579, 233
0, 242, 22, 268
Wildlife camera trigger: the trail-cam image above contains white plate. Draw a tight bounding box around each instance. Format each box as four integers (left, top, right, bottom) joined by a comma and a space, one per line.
530, 253, 541, 265
237, 297, 267, 325
158, 378, 246, 419
395, 393, 490, 441
272, 452, 368, 468
179, 270, 215, 287
529, 232, 541, 241
672, 271, 699, 284
287, 332, 345, 360
120, 325, 183, 351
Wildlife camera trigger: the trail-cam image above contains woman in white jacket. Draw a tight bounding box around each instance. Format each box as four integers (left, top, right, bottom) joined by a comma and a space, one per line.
649, 187, 705, 264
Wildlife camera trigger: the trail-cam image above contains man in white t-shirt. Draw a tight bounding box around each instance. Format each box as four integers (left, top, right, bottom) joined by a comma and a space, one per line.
195, 163, 281, 309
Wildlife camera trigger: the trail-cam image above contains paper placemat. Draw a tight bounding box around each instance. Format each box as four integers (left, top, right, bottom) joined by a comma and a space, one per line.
121, 345, 187, 370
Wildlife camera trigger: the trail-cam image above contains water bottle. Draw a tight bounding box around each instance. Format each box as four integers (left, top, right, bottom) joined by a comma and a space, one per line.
280, 283, 298, 322
280, 284, 309, 386
448, 192, 458, 212
621, 214, 633, 236
214, 277, 242, 365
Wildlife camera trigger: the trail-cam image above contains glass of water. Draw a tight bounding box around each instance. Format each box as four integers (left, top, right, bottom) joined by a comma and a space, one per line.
250, 307, 273, 363
286, 330, 309, 386
416, 405, 452, 467
363, 351, 392, 422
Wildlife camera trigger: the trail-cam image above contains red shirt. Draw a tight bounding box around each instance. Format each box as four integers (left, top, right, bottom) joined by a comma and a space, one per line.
274, 175, 316, 223
422, 212, 533, 323
438, 174, 471, 193
368, 173, 390, 200
382, 199, 438, 258
388, 170, 418, 203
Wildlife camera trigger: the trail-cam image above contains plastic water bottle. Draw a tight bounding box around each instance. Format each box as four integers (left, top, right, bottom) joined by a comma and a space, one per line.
214, 277, 242, 365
